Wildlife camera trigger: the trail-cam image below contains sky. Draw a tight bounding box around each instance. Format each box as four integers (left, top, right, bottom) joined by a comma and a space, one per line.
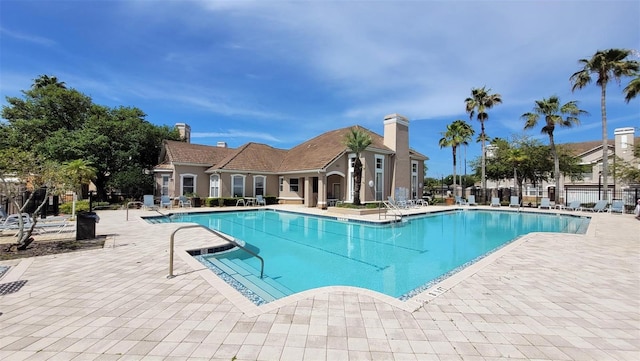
1, 0, 639, 178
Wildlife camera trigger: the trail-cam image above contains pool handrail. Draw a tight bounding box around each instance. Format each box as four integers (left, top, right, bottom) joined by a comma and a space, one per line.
168, 224, 264, 279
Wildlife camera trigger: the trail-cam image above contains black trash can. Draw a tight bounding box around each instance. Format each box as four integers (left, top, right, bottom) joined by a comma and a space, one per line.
76, 211, 99, 240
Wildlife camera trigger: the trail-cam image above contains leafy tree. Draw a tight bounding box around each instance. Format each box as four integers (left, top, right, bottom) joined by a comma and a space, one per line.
522, 96, 587, 203
465, 86, 502, 191
1, 76, 181, 201
61, 159, 97, 200
343, 127, 372, 206
0, 148, 68, 250
439, 120, 474, 196
570, 48, 639, 201
623, 73, 640, 103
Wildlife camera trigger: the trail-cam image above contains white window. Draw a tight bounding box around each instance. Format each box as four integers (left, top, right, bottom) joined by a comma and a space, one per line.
232, 174, 245, 197
411, 161, 418, 199
180, 174, 197, 196
161, 175, 170, 196
289, 178, 299, 192
209, 174, 220, 198
347, 155, 356, 202
375, 155, 384, 201
254, 175, 265, 196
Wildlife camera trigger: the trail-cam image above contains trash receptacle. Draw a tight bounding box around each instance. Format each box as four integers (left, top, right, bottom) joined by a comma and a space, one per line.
76, 211, 99, 240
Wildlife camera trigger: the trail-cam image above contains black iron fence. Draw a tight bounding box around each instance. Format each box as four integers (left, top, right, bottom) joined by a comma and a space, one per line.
456, 187, 640, 213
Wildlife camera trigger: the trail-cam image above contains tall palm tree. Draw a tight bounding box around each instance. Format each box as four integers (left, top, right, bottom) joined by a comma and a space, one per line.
570, 48, 639, 201
623, 73, 640, 103
343, 127, 372, 206
522, 96, 587, 204
439, 120, 474, 196
465, 86, 502, 192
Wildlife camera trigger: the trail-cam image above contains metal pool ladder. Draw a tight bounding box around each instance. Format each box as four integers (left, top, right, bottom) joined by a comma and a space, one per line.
167, 224, 264, 279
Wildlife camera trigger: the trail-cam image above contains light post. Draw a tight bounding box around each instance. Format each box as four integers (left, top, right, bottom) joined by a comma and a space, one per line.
598, 171, 602, 200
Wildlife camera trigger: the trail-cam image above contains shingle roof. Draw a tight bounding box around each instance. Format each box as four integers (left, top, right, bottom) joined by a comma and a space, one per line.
161, 140, 234, 165
560, 139, 614, 156
278, 125, 390, 172
207, 142, 287, 173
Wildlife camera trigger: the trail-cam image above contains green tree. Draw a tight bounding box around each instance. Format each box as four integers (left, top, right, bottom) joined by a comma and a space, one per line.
570, 48, 639, 201
62, 159, 97, 200
439, 120, 474, 196
465, 86, 502, 191
343, 127, 372, 206
623, 73, 640, 103
33, 74, 66, 89
1, 76, 181, 201
522, 96, 587, 203
0, 148, 68, 250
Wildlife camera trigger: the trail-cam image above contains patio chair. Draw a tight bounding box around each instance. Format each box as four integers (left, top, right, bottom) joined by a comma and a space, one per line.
160, 196, 172, 209
255, 195, 266, 206
0, 213, 35, 235
490, 197, 501, 207
178, 196, 192, 208
609, 200, 624, 214
538, 197, 551, 209
143, 195, 158, 210
583, 200, 608, 212
467, 195, 477, 206
509, 196, 521, 208
455, 195, 467, 206
565, 200, 582, 211
0, 208, 7, 221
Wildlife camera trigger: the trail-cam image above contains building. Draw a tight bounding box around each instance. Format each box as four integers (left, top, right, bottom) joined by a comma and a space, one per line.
153, 114, 428, 208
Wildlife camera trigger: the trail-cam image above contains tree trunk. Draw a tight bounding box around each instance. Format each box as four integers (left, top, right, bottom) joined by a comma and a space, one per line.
353, 158, 363, 205
549, 133, 560, 204
480, 122, 487, 191
600, 85, 609, 201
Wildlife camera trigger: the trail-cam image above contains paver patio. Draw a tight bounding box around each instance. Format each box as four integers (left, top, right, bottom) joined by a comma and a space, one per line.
1, 205, 638, 360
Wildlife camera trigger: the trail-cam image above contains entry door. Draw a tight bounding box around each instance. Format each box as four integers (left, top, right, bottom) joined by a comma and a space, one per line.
332, 183, 341, 201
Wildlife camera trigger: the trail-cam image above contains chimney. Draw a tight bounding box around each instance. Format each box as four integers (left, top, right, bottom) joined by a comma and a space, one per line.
175, 123, 191, 143
383, 113, 410, 196
216, 141, 228, 148
614, 127, 635, 163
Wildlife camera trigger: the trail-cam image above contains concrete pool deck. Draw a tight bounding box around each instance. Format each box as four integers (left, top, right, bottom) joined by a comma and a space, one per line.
0, 205, 638, 360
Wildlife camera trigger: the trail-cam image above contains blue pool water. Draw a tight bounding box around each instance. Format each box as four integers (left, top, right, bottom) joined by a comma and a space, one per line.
155, 209, 589, 304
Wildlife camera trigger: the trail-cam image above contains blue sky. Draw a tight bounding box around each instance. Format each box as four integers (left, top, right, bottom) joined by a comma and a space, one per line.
1, 0, 639, 178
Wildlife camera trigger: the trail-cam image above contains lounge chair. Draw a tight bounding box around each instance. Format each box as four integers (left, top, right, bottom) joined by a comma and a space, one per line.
584, 200, 608, 212
538, 197, 551, 209
490, 197, 501, 207
178, 196, 192, 208
509, 196, 520, 208
143, 195, 158, 210
160, 196, 172, 209
0, 213, 35, 235
565, 200, 582, 211
609, 200, 624, 214
455, 196, 467, 206
0, 208, 7, 221
255, 195, 266, 206
467, 195, 477, 206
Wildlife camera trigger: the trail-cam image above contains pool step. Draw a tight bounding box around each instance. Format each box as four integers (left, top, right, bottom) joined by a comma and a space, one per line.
207, 257, 291, 302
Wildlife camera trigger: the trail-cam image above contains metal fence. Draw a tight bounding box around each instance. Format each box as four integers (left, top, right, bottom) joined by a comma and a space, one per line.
459, 187, 639, 213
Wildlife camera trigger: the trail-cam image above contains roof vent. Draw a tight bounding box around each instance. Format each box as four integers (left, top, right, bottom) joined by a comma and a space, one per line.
217, 141, 227, 148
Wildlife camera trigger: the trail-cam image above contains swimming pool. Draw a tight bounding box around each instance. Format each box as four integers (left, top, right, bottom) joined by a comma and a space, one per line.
156, 209, 589, 305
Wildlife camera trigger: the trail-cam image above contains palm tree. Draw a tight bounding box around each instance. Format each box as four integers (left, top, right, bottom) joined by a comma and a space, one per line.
623, 73, 640, 103
522, 96, 587, 204
465, 86, 502, 193
439, 120, 474, 197
570, 48, 639, 201
62, 159, 97, 200
504, 147, 528, 199
343, 127, 372, 206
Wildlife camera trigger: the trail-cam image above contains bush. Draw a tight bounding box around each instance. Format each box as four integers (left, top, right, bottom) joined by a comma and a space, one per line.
59, 200, 111, 215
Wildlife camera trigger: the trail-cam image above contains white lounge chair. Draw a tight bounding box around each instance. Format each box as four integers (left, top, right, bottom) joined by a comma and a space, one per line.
255, 195, 266, 206
509, 196, 520, 208
143, 195, 158, 210
467, 195, 477, 206
160, 196, 172, 209
538, 197, 551, 209
584, 200, 608, 212
178, 196, 192, 208
455, 196, 467, 206
609, 200, 624, 214
490, 197, 501, 207
565, 200, 582, 211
